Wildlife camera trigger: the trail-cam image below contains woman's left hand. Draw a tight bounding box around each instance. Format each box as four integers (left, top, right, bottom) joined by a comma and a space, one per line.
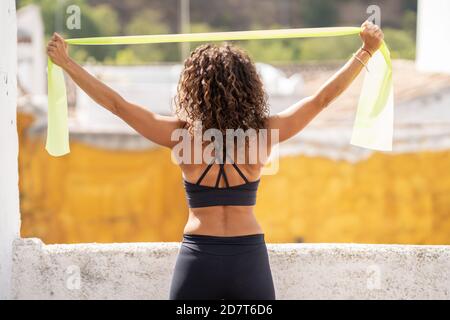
360, 20, 384, 56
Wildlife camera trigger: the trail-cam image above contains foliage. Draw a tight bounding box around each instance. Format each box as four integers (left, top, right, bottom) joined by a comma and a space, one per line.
18, 0, 417, 63
383, 28, 416, 59
299, 0, 338, 27
402, 9, 417, 38
18, 0, 121, 60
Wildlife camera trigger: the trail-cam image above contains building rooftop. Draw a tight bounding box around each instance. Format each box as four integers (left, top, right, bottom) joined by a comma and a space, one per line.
278, 60, 450, 161
19, 60, 450, 161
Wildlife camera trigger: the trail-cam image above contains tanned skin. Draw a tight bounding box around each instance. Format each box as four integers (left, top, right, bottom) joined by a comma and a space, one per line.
47, 21, 383, 236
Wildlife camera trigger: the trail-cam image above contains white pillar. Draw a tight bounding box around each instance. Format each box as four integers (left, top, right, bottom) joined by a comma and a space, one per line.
0, 0, 20, 300
416, 0, 450, 74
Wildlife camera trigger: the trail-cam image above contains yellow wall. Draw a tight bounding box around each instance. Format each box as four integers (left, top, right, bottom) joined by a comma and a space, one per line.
18, 112, 450, 244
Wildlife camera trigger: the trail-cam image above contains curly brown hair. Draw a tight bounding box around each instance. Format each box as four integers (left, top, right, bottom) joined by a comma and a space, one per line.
174, 43, 269, 134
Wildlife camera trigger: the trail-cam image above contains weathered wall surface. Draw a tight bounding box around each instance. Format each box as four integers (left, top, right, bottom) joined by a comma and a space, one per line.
12, 239, 450, 299
0, 0, 20, 300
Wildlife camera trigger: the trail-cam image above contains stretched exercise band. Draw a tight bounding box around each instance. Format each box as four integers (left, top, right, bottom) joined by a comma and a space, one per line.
46, 27, 393, 156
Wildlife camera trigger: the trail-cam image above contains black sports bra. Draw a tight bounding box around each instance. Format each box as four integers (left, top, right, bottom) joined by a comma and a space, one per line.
183, 147, 260, 208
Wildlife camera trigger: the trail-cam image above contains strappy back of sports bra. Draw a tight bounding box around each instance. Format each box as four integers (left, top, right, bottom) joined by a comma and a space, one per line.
183, 145, 260, 208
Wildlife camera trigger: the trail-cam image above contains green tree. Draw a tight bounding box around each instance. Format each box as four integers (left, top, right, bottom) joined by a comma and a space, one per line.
184, 23, 223, 55
299, 0, 337, 27
66, 3, 121, 61
383, 28, 415, 59
298, 36, 360, 61
18, 0, 121, 61
110, 48, 142, 65
123, 9, 176, 62
242, 40, 297, 63
402, 9, 417, 38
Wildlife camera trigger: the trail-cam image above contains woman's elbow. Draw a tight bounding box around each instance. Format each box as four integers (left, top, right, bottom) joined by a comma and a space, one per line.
110, 94, 126, 116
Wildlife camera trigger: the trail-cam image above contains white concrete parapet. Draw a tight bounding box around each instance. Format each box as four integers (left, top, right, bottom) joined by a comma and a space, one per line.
12, 238, 450, 299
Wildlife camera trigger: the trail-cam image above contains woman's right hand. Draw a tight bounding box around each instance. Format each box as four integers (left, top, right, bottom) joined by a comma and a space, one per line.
359, 20, 384, 56
47, 32, 71, 68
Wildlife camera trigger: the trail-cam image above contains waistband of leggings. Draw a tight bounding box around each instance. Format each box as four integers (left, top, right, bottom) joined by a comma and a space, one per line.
182, 233, 265, 245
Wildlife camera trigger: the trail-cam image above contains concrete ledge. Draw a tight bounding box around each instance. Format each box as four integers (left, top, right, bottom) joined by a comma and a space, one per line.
12, 238, 450, 299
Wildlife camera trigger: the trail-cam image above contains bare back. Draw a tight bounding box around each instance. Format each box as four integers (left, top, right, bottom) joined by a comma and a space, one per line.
177, 134, 272, 236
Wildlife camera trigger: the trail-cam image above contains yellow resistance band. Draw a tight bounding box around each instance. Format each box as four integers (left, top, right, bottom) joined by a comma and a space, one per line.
46, 27, 393, 156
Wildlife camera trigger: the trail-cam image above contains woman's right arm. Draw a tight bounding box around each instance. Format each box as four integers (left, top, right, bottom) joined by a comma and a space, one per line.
47, 33, 182, 148
267, 20, 384, 143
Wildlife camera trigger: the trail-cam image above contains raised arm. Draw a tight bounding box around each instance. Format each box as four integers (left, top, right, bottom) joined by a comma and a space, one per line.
268, 21, 384, 143
47, 33, 182, 148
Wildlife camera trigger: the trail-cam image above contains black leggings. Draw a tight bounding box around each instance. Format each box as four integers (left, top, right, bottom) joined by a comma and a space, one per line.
169, 233, 276, 300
